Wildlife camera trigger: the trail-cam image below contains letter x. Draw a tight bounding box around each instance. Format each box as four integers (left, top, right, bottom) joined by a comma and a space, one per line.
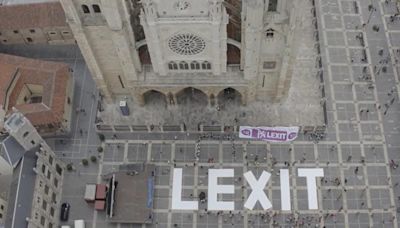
244, 171, 272, 210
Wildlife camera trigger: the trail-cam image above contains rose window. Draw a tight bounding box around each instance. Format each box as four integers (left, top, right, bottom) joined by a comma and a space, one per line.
168, 34, 206, 56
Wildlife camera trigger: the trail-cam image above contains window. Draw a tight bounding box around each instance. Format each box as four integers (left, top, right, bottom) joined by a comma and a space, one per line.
47, 170, 51, 180
53, 178, 58, 188
13, 30, 19, 34
48, 223, 53, 228
0, 32, 2, 36
56, 164, 62, 175
41, 164, 46, 174
0, 205, 3, 210
30, 29, 35, 33
179, 61, 189, 70
266, 29, 274, 38
168, 61, 178, 70
92, 4, 101, 13
50, 207, 55, 217
44, 185, 49, 195
52, 193, 56, 203
42, 200, 47, 210
40, 216, 45, 225
268, 0, 278, 12
23, 131, 29, 138
2, 40, 6, 43
82, 4, 90, 13
31, 140, 35, 145
0, 213, 2, 219
48, 31, 56, 35
263, 61, 276, 69
190, 61, 200, 70
202, 61, 211, 70
26, 37, 33, 42
49, 156, 53, 165
62, 31, 70, 35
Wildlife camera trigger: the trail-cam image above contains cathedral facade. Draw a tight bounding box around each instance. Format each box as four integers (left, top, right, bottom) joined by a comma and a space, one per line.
60, 0, 295, 105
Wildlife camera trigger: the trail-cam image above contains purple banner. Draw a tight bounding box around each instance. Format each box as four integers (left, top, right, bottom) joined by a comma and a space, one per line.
239, 126, 299, 142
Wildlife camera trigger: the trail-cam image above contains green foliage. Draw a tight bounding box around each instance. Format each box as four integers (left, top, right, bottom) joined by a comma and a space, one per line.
98, 133, 105, 142
66, 163, 73, 171
82, 159, 89, 166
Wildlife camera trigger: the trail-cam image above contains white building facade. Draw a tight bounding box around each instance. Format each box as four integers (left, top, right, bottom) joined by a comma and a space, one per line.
3, 112, 65, 228
60, 0, 295, 104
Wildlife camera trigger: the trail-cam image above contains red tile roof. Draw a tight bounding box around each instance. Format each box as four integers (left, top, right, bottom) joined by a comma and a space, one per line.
0, 2, 67, 31
0, 53, 70, 127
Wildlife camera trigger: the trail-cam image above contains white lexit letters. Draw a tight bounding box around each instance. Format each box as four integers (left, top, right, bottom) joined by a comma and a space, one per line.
208, 169, 235, 211
172, 168, 198, 210
244, 171, 272, 210
280, 169, 291, 211
171, 168, 324, 211
298, 168, 324, 210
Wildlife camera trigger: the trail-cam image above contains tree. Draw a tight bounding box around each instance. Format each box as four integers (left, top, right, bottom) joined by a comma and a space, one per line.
98, 133, 105, 142
66, 163, 73, 171
97, 146, 103, 153
90, 156, 97, 163
82, 159, 89, 166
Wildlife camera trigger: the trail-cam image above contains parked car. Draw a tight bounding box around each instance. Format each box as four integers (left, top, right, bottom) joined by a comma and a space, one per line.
60, 202, 70, 221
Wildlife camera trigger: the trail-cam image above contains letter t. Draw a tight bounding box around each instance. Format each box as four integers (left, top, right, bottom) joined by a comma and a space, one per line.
298, 168, 324, 210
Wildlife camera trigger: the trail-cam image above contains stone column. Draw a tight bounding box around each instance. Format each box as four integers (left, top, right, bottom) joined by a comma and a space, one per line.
167, 93, 177, 107
209, 94, 216, 107
101, 0, 140, 83
173, 94, 178, 105
140, 5, 167, 76
242, 0, 265, 81
134, 92, 145, 106
60, 0, 113, 102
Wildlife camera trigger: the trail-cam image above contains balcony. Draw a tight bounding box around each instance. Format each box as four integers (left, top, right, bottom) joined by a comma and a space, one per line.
137, 65, 246, 87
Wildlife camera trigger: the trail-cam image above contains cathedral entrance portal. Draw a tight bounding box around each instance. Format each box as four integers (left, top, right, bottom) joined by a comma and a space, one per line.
143, 90, 167, 107
217, 88, 243, 107
176, 87, 208, 106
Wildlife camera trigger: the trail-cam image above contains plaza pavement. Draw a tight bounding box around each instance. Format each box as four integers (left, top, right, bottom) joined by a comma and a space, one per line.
0, 0, 400, 227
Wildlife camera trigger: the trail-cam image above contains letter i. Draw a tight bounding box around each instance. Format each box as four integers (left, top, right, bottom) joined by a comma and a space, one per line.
280, 169, 291, 211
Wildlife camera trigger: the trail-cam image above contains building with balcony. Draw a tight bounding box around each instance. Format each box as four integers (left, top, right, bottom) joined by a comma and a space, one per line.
0, 112, 65, 228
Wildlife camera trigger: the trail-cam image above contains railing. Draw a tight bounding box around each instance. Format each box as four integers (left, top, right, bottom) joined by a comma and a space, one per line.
96, 123, 326, 134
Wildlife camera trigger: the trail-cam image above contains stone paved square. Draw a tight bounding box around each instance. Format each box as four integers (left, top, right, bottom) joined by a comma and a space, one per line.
0, 0, 399, 227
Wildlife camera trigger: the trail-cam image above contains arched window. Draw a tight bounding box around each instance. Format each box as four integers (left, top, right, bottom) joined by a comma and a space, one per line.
190, 61, 200, 70
202, 61, 211, 70
268, 0, 278, 12
168, 61, 178, 70
179, 61, 189, 70
266, 29, 274, 38
92, 4, 101, 13
82, 4, 90, 14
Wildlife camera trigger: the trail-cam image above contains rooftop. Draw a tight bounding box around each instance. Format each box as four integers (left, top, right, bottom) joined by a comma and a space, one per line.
4, 149, 37, 228
0, 53, 71, 127
0, 0, 56, 5
0, 1, 66, 31
0, 136, 26, 168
